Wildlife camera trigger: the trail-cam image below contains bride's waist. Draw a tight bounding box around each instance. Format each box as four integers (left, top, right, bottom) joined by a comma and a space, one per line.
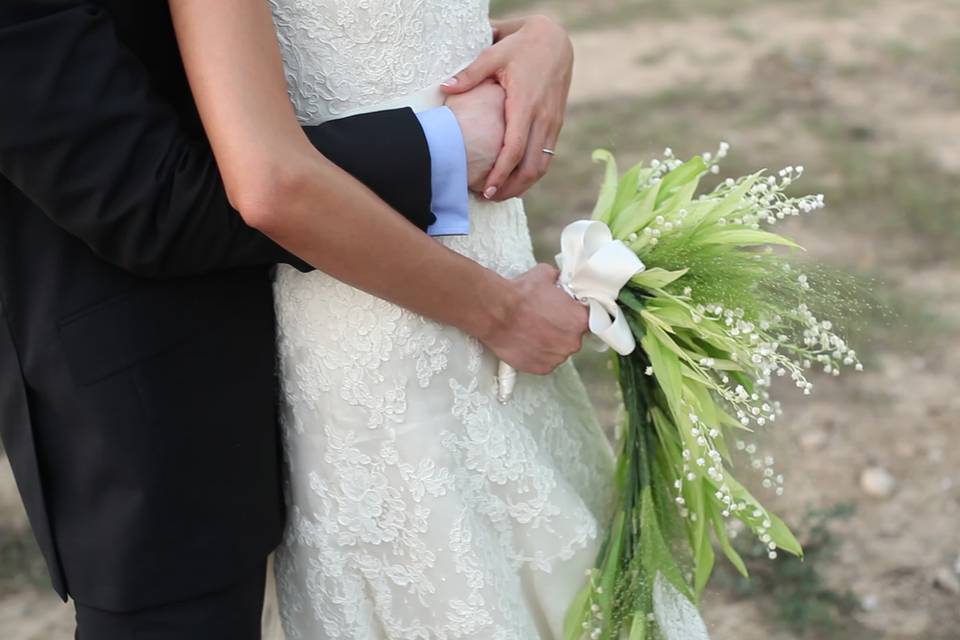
305, 83, 448, 125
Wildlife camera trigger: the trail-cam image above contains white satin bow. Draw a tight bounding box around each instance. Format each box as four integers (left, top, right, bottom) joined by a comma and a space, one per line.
497, 219, 645, 403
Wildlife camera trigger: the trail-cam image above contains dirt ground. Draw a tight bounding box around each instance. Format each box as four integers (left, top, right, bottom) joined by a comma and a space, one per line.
2, 0, 958, 638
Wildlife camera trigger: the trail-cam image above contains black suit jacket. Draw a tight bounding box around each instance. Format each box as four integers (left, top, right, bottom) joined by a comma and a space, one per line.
0, 0, 435, 611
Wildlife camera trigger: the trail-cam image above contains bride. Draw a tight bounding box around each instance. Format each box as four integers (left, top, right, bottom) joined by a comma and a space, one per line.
170, 1, 615, 638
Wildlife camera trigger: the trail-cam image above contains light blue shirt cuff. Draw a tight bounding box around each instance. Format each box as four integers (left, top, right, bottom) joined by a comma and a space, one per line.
415, 106, 470, 236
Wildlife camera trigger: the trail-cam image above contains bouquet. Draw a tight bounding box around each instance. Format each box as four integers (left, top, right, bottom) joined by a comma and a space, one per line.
498, 144, 862, 639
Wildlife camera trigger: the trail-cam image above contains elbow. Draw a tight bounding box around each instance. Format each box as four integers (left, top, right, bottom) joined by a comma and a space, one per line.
231, 189, 279, 235
229, 158, 316, 235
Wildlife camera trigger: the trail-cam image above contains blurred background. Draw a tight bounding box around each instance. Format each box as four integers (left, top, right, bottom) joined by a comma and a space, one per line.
2, 0, 959, 638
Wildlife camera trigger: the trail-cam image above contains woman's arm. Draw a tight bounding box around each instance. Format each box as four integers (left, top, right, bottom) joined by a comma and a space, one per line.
167, 0, 587, 374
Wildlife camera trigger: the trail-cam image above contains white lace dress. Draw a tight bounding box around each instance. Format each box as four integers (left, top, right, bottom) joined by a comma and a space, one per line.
268, 2, 615, 638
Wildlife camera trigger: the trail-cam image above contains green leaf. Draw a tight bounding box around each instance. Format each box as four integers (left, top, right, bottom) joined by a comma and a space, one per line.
651, 405, 683, 450
591, 149, 619, 224
709, 502, 748, 577
695, 172, 762, 229
713, 429, 733, 464
655, 156, 707, 209
625, 311, 648, 342
618, 287, 647, 314
628, 613, 648, 640
673, 198, 716, 229
692, 228, 805, 250
638, 308, 674, 335
716, 406, 752, 432
767, 513, 804, 557
630, 267, 689, 290
611, 184, 661, 239
563, 577, 595, 640
640, 486, 693, 601
702, 359, 742, 371
694, 532, 715, 595
709, 474, 803, 558
657, 174, 700, 214
613, 162, 645, 213
643, 303, 698, 331
691, 482, 715, 595
640, 332, 685, 422
599, 510, 627, 616
687, 382, 718, 426
642, 315, 695, 364
680, 367, 716, 387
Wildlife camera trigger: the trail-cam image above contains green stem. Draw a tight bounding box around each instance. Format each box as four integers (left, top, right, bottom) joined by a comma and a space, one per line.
620, 352, 654, 493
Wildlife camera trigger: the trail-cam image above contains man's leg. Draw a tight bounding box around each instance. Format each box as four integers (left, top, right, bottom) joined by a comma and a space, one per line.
75, 560, 267, 640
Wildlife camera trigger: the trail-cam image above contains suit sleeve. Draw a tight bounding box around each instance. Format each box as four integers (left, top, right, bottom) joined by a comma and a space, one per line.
0, 1, 435, 278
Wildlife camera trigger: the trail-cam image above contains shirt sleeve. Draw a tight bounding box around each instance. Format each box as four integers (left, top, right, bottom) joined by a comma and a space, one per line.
415, 106, 471, 237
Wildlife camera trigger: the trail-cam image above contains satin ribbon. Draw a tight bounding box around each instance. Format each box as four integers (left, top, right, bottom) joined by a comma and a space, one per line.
497, 220, 645, 403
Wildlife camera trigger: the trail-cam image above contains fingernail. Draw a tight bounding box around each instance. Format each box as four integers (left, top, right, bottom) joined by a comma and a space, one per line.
441, 77, 458, 87
483, 186, 498, 199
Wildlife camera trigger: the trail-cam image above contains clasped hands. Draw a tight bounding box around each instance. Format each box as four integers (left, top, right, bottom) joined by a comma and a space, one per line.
443, 15, 573, 201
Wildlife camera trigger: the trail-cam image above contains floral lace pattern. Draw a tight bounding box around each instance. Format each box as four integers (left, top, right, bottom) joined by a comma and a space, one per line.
268, 0, 492, 123
268, 2, 616, 638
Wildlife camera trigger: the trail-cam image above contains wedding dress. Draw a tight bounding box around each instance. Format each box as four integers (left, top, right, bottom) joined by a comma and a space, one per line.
267, 1, 616, 638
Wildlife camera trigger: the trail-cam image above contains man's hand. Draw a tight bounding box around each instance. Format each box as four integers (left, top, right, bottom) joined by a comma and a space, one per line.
442, 15, 573, 201
444, 81, 506, 193
479, 264, 588, 375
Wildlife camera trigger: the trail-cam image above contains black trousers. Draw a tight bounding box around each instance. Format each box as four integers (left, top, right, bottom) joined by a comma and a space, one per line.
74, 561, 267, 640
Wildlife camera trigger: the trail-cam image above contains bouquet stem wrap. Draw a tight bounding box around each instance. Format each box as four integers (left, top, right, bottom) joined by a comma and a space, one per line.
496, 220, 645, 403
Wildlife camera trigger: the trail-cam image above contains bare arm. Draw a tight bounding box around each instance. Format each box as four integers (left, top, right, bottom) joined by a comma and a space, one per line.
167, 0, 587, 373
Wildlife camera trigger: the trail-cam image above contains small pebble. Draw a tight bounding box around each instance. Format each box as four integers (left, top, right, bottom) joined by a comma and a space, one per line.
933, 567, 960, 595
860, 466, 896, 499
894, 441, 917, 458
799, 429, 828, 450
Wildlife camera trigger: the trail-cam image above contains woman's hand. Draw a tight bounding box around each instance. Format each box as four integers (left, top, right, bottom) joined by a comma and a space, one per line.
441, 15, 573, 202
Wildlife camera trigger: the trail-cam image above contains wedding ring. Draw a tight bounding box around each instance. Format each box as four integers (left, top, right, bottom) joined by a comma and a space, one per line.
541, 148, 556, 156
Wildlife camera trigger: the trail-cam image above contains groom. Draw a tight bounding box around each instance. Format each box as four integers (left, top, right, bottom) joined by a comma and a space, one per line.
0, 1, 585, 639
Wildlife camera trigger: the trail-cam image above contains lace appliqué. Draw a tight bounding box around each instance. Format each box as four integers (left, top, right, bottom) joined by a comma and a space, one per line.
268, 0, 492, 123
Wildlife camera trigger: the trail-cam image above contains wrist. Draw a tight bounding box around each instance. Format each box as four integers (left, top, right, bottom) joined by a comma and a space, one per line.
459, 270, 518, 344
